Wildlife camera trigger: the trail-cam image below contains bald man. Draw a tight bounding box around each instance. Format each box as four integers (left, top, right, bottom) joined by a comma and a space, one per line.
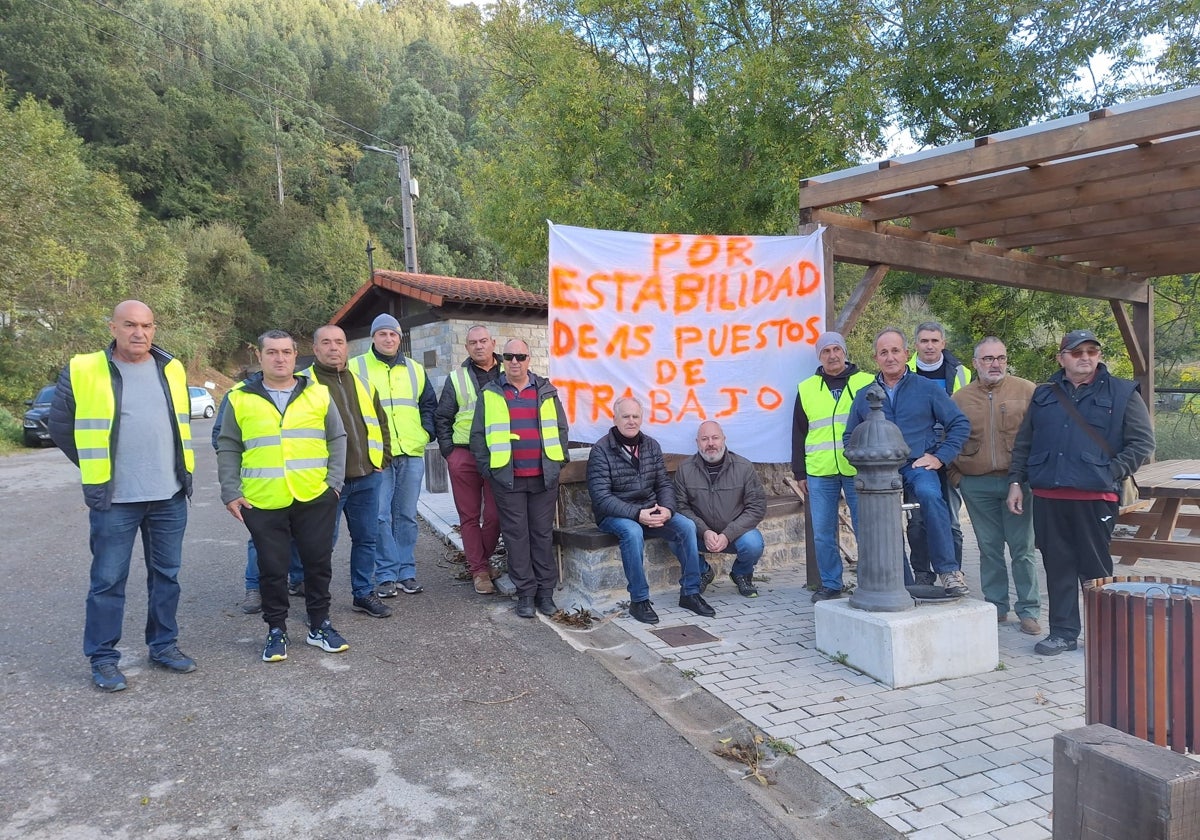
50, 300, 197, 692
673, 421, 767, 598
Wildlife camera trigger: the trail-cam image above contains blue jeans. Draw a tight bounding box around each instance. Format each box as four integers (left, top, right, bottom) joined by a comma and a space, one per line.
244, 540, 302, 590
85, 492, 187, 665
700, 529, 764, 578
336, 470, 383, 598
807, 474, 860, 590
901, 464, 957, 575
376, 455, 424, 583
599, 513, 702, 602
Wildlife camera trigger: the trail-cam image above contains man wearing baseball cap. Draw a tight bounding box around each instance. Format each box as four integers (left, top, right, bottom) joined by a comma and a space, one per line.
1006, 329, 1154, 655
792, 331, 874, 602
352, 314, 437, 598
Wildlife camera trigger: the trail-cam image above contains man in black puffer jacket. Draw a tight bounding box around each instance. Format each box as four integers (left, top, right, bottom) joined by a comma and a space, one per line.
587, 396, 713, 624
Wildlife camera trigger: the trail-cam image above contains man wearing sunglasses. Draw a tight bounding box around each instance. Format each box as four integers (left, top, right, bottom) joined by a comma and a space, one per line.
470, 339, 569, 618
1007, 330, 1154, 656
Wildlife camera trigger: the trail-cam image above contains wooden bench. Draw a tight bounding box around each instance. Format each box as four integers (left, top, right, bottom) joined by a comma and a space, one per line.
552, 453, 805, 608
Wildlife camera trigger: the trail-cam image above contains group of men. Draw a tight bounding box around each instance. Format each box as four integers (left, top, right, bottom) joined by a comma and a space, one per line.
50, 299, 1155, 692
793, 323, 1154, 656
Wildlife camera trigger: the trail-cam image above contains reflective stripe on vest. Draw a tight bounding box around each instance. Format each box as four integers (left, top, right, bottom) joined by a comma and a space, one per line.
353, 353, 428, 456
299, 366, 384, 468
450, 367, 478, 445
70, 351, 194, 485
480, 387, 565, 468
228, 384, 331, 509
798, 370, 874, 476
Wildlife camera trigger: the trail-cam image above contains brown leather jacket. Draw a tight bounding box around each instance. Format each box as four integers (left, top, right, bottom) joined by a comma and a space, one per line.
949, 374, 1036, 483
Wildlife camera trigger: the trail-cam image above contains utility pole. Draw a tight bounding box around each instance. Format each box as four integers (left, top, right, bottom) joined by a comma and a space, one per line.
363, 145, 420, 274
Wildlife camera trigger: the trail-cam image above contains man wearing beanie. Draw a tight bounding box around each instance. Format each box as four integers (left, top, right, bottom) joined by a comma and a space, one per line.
352, 313, 437, 598
792, 331, 874, 603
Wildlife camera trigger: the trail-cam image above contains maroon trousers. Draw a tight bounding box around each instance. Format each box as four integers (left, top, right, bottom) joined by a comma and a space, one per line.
446, 446, 500, 575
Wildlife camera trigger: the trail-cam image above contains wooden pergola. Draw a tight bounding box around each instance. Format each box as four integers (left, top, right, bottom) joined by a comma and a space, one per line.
799, 85, 1200, 403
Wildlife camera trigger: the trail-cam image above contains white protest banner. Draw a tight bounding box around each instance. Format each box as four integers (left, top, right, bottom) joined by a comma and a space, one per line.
548, 223, 825, 462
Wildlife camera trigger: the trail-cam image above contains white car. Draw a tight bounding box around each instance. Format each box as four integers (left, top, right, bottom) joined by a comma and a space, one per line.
189, 386, 216, 419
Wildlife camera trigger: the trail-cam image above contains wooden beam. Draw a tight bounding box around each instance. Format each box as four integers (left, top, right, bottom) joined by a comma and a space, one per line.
1032, 222, 1200, 259
798, 92, 1200, 208
823, 220, 1150, 302
989, 197, 1200, 249
860, 134, 1200, 221
1111, 300, 1148, 379
835, 263, 890, 335
1056, 238, 1200, 270
910, 164, 1200, 231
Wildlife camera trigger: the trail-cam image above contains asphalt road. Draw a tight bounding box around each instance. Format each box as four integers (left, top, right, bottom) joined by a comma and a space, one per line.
0, 424, 897, 839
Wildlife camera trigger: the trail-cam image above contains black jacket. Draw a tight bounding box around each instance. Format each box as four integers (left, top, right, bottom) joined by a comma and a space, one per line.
586, 429, 676, 524
435, 354, 502, 456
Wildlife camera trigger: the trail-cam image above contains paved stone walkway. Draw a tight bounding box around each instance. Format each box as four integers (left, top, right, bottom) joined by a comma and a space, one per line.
418, 487, 1200, 840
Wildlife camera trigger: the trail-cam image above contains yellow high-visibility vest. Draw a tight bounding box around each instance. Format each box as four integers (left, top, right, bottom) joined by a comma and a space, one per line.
352, 353, 429, 456
907, 355, 971, 393
228, 382, 331, 509
798, 370, 874, 476
299, 365, 384, 468
480, 387, 565, 468
70, 351, 194, 485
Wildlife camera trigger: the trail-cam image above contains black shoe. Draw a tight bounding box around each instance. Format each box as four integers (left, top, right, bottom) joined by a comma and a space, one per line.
730, 573, 758, 598
150, 644, 197, 673
1034, 636, 1078, 656
679, 593, 716, 617
699, 562, 715, 594
398, 578, 423, 594
288, 580, 305, 597
913, 571, 937, 587
811, 586, 843, 603
535, 595, 558, 616
515, 596, 536, 618
352, 593, 393, 618
376, 580, 398, 598
628, 599, 659, 624
91, 662, 127, 692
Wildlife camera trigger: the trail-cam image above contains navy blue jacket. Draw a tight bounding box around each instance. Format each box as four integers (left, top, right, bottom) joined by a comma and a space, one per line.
843, 371, 970, 467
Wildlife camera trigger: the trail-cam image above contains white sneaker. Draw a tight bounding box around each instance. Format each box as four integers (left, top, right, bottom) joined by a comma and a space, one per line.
940, 570, 969, 596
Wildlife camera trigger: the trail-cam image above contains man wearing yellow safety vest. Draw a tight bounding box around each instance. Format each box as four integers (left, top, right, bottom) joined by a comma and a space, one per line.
906, 321, 971, 586
790, 331, 874, 604
351, 314, 436, 598
217, 330, 349, 664
469, 339, 569, 619
49, 300, 197, 692
303, 325, 393, 619
434, 325, 503, 595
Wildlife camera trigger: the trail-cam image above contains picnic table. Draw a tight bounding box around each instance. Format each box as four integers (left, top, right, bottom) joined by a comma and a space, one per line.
1111, 459, 1200, 565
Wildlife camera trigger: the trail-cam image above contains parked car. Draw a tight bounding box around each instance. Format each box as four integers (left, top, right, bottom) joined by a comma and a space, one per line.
23, 385, 56, 447
189, 386, 216, 419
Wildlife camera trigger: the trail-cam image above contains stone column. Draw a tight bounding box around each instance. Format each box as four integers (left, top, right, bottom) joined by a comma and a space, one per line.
844, 385, 913, 613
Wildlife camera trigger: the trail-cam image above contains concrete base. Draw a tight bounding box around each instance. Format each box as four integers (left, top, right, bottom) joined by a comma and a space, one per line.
814, 598, 999, 688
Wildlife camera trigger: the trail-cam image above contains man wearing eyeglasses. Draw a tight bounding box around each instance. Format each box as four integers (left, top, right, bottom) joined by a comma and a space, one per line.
950, 337, 1040, 636
470, 339, 569, 619
1007, 330, 1154, 656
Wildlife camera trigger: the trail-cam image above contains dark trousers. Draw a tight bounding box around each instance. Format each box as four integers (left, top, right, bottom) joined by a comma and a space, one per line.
243, 488, 338, 631
1032, 496, 1118, 642
490, 475, 559, 597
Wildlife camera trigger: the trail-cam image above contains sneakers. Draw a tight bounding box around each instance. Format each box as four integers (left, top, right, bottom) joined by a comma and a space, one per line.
515, 596, 536, 618
629, 600, 659, 624
913, 570, 937, 586
679, 593, 716, 617
940, 570, 969, 596
473, 573, 496, 595
352, 593, 393, 618
398, 578, 423, 594
699, 562, 716, 594
288, 580, 305, 598
1019, 617, 1043, 636
535, 594, 558, 616
1034, 635, 1077, 655
262, 628, 288, 662
150, 644, 197, 673
811, 586, 842, 603
376, 580, 398, 598
306, 619, 350, 653
91, 662, 127, 692
241, 589, 262, 614
730, 573, 758, 598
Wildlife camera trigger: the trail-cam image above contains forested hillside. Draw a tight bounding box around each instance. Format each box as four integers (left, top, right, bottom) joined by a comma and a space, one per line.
1, 0, 1196, 408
